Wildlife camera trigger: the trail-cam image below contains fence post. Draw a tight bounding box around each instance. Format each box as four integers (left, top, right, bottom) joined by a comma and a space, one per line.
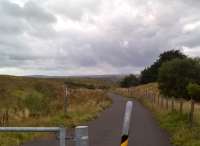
59, 127, 66, 146
166, 98, 169, 110
5, 110, 9, 126
0, 113, 1, 126
2, 112, 6, 126
171, 98, 175, 111
64, 86, 68, 115
151, 94, 154, 109
189, 99, 195, 127
157, 95, 159, 105
145, 89, 148, 97
121, 101, 133, 146
161, 96, 164, 108
179, 99, 183, 113
75, 126, 89, 146
128, 88, 130, 96
153, 95, 156, 104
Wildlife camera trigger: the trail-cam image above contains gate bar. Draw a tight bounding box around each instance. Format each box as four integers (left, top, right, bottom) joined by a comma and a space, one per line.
0, 127, 66, 146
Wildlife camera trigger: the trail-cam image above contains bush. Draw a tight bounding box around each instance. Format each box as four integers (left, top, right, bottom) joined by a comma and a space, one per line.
120, 74, 139, 88
158, 58, 200, 99
34, 81, 56, 97
23, 91, 50, 116
187, 83, 200, 101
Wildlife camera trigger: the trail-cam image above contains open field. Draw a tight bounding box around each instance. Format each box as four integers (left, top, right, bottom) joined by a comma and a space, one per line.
115, 83, 200, 146
0, 75, 112, 146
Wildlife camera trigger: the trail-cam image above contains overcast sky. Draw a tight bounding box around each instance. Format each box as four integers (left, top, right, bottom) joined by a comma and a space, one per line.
0, 0, 200, 76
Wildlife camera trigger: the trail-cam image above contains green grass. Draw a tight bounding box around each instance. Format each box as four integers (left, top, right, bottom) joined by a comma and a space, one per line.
116, 83, 200, 146
139, 98, 200, 146
0, 133, 41, 146
155, 110, 200, 146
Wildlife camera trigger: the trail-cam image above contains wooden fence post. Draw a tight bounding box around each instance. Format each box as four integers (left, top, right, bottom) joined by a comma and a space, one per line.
6, 110, 9, 126
171, 98, 175, 111
157, 95, 160, 106
153, 95, 156, 104
161, 96, 164, 108
2, 112, 5, 126
166, 98, 169, 110
189, 99, 195, 127
145, 89, 147, 97
179, 99, 183, 114
64, 86, 68, 115
0, 113, 2, 126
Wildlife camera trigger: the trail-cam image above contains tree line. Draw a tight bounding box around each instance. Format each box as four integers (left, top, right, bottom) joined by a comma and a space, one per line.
120, 50, 200, 101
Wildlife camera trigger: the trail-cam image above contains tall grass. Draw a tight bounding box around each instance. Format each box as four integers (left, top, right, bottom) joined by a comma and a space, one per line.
116, 83, 200, 125
0, 76, 112, 146
115, 83, 200, 146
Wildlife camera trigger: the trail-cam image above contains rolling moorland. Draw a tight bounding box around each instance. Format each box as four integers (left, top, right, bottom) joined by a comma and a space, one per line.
0, 75, 114, 146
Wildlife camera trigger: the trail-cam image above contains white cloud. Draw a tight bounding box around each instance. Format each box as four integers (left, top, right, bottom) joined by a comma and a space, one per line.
183, 46, 200, 57
0, 0, 199, 76
183, 20, 200, 32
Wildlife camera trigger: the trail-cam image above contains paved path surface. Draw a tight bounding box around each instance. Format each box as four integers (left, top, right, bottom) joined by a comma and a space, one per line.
22, 93, 172, 146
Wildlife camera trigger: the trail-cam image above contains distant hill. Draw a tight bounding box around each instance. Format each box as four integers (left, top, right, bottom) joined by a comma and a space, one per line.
26, 74, 127, 83
81, 74, 126, 83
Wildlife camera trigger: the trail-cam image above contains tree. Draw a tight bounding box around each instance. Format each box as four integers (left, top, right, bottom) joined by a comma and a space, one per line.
187, 83, 200, 101
140, 65, 158, 84
158, 58, 200, 99
120, 74, 139, 88
186, 83, 200, 124
140, 50, 186, 84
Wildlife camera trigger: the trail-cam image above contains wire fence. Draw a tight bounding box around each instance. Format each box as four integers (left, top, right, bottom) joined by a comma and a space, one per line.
115, 87, 200, 126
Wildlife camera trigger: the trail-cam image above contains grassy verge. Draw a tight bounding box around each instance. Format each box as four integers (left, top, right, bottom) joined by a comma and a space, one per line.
115, 84, 200, 146
130, 94, 200, 146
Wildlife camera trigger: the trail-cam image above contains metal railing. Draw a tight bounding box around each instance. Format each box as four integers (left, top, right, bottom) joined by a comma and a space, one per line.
0, 126, 89, 146
0, 101, 133, 146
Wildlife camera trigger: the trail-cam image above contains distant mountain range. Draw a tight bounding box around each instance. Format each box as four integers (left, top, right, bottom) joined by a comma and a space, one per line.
25, 74, 127, 82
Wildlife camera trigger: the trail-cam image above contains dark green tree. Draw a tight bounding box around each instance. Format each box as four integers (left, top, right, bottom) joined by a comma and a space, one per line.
158, 58, 200, 99
187, 83, 200, 101
120, 74, 139, 88
140, 50, 186, 84
186, 83, 200, 124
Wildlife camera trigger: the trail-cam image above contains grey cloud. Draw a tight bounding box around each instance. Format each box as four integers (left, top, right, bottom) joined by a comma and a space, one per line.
0, 1, 56, 23
23, 1, 56, 24
0, 17, 25, 34
48, 0, 102, 20
0, 0, 57, 38
0, 0, 200, 75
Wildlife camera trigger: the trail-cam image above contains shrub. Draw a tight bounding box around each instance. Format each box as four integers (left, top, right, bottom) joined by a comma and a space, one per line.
23, 91, 50, 116
120, 74, 139, 88
187, 83, 200, 101
158, 58, 200, 100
